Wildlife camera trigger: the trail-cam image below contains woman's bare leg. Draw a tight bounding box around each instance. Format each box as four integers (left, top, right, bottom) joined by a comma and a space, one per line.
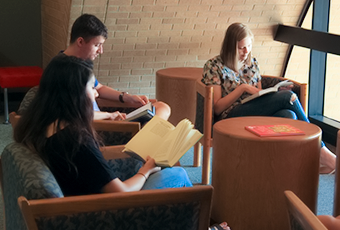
319, 146, 336, 174
153, 101, 171, 120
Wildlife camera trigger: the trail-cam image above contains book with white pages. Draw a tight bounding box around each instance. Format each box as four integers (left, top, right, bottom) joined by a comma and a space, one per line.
241, 80, 294, 104
123, 115, 203, 167
125, 102, 155, 124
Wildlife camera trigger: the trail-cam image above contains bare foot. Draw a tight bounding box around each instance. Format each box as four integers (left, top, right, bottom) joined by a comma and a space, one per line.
319, 146, 336, 174
319, 166, 335, 174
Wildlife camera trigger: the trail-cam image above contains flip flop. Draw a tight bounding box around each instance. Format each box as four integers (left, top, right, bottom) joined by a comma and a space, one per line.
209, 222, 231, 230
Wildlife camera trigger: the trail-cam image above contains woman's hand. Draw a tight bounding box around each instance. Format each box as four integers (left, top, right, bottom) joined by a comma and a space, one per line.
126, 94, 150, 106
102, 156, 161, 193
240, 84, 261, 95
140, 156, 161, 178
279, 84, 294, 91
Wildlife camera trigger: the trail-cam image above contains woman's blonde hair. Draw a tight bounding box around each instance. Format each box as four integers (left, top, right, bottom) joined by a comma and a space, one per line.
220, 22, 254, 71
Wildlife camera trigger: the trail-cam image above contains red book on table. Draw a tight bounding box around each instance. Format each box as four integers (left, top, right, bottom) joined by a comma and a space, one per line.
245, 124, 305, 137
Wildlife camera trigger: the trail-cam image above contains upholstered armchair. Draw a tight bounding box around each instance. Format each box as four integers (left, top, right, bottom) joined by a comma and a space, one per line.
14, 86, 147, 146
1, 142, 213, 230
284, 190, 327, 230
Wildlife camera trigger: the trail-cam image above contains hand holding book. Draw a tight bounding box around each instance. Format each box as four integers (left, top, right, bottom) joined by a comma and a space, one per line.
241, 80, 294, 104
123, 115, 203, 167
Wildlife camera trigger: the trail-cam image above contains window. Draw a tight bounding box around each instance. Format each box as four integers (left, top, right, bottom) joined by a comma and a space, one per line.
276, 0, 340, 145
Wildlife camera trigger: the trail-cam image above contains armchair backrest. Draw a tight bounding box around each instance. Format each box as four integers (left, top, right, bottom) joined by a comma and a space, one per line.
194, 80, 214, 185
18, 186, 213, 230
284, 190, 327, 230
17, 86, 39, 115
13, 87, 142, 146
2, 142, 213, 230
1, 142, 64, 230
195, 80, 214, 137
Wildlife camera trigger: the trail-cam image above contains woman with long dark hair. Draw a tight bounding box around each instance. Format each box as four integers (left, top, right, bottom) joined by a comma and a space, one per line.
14, 55, 192, 196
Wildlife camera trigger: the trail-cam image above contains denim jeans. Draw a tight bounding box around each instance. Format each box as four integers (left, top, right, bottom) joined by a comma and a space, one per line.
226, 90, 325, 147
142, 167, 193, 190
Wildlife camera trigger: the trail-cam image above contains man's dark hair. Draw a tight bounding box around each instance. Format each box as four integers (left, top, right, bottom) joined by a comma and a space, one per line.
70, 14, 108, 43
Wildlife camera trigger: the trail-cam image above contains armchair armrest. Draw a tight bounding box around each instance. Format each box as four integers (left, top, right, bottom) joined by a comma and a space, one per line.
261, 75, 307, 112
100, 145, 130, 160
96, 98, 157, 109
93, 120, 141, 146
92, 120, 141, 136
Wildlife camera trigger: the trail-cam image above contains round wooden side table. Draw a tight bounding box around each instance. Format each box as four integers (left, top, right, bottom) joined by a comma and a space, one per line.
156, 67, 203, 125
212, 116, 321, 230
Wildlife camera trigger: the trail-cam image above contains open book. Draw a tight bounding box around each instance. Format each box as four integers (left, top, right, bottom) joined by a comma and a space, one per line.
123, 115, 203, 167
125, 102, 155, 124
241, 80, 293, 104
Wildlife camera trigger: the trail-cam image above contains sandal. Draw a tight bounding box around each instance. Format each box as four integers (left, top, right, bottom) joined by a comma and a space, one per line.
209, 222, 231, 230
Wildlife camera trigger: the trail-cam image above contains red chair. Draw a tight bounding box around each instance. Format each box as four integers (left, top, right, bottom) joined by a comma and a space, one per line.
0, 66, 43, 123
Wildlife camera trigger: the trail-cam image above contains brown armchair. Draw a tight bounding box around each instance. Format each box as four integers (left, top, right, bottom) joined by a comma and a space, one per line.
18, 186, 213, 230
284, 190, 327, 230
10, 111, 141, 146
11, 87, 158, 145
1, 140, 213, 230
194, 76, 308, 185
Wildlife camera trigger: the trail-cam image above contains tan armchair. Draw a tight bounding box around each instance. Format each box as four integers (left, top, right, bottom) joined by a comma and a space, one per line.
284, 190, 327, 230
10, 111, 141, 146
11, 86, 162, 145
18, 186, 213, 230
194, 76, 308, 185
1, 140, 212, 230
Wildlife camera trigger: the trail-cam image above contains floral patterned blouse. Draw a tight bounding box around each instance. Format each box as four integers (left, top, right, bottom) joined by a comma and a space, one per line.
202, 55, 261, 119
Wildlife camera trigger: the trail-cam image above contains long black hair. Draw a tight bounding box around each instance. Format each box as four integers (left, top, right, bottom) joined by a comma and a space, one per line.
14, 55, 98, 165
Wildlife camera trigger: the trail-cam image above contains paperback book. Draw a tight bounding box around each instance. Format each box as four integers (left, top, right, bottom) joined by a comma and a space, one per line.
241, 80, 293, 104
245, 124, 305, 137
125, 102, 155, 124
123, 115, 203, 167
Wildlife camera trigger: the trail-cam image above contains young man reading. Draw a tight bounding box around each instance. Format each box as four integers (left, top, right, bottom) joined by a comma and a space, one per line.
62, 14, 171, 121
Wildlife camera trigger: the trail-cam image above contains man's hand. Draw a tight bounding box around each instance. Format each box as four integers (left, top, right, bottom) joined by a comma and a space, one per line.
125, 94, 149, 106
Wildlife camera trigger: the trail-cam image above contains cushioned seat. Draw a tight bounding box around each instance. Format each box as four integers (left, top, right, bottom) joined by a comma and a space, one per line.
1, 142, 213, 230
0, 142, 141, 230
0, 66, 42, 123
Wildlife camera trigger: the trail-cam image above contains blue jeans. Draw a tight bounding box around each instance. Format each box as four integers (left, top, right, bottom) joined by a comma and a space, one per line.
108, 159, 193, 189
142, 167, 193, 190
226, 90, 325, 147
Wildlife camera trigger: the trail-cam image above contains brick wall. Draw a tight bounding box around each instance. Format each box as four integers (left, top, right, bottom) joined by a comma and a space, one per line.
41, 0, 308, 98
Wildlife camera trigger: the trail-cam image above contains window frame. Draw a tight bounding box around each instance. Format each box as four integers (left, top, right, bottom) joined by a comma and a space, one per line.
274, 0, 340, 145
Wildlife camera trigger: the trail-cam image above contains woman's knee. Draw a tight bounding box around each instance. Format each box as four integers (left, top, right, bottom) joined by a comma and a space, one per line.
276, 90, 298, 105
153, 101, 171, 120
290, 93, 297, 104
273, 109, 297, 119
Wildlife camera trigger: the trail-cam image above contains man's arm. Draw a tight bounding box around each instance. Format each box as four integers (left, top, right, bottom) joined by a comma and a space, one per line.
96, 82, 149, 106
95, 82, 121, 102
